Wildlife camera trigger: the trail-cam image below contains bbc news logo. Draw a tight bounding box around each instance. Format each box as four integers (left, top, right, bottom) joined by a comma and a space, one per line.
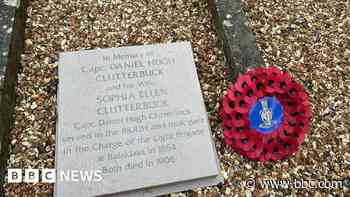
7, 169, 103, 183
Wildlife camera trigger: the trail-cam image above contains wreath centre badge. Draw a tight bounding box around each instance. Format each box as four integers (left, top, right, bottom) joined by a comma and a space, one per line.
249, 96, 284, 134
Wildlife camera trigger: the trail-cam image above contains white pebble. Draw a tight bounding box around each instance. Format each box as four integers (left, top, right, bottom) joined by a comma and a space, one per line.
22, 141, 31, 147
31, 102, 38, 109
223, 20, 233, 27
6, 27, 13, 34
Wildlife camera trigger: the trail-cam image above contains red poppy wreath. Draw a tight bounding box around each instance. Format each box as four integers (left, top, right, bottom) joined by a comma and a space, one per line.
221, 66, 312, 161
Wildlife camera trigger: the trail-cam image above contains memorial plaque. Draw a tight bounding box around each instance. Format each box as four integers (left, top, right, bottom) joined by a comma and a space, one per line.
55, 42, 222, 197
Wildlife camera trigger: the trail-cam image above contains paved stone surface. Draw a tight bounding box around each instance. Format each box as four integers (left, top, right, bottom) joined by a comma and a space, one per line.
208, 0, 264, 81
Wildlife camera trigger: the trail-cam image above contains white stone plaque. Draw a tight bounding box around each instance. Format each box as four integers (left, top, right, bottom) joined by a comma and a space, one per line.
55, 42, 222, 197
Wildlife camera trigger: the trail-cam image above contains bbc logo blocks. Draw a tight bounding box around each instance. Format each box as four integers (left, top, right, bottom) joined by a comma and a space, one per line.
8, 169, 55, 183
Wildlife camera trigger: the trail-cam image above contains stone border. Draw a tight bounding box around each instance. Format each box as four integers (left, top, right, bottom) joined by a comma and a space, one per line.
0, 0, 27, 192
207, 0, 264, 81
